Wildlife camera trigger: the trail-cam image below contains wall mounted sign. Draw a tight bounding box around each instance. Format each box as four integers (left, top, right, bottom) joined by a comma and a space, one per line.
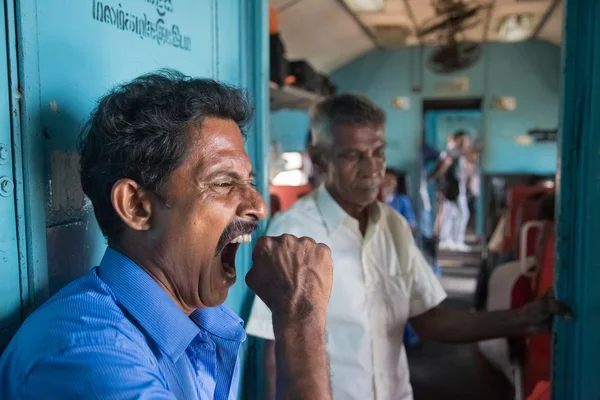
434, 77, 469, 96
528, 128, 558, 142
92, 0, 192, 51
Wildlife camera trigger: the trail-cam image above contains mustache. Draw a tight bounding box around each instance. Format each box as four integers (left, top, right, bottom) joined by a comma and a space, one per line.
215, 219, 258, 255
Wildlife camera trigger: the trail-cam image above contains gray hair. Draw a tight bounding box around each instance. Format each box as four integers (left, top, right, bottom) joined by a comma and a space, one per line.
310, 94, 386, 152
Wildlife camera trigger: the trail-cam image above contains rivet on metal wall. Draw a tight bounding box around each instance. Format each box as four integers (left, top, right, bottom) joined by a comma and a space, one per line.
0, 144, 7, 165
0, 176, 14, 197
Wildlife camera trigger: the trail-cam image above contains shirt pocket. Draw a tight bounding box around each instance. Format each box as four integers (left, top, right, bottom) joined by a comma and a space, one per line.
365, 245, 410, 332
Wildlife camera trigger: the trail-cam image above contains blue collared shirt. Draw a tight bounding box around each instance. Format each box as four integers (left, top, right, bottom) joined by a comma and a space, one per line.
0, 248, 246, 399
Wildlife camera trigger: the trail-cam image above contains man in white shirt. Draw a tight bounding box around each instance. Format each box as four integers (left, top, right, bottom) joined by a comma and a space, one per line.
247, 94, 570, 400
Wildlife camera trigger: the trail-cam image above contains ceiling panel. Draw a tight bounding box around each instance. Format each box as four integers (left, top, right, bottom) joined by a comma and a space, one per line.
276, 0, 375, 72
537, 1, 563, 44
271, 0, 563, 74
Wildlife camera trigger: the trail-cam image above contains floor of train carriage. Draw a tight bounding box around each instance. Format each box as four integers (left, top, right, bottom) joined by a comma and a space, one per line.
407, 234, 514, 400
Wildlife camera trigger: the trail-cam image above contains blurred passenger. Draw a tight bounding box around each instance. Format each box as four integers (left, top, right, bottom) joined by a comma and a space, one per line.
438, 131, 474, 252
381, 169, 417, 231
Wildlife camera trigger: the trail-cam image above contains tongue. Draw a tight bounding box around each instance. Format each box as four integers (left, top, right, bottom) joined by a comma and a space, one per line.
221, 243, 238, 271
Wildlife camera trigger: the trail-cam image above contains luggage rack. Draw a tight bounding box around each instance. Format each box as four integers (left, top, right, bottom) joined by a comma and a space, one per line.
269, 81, 322, 111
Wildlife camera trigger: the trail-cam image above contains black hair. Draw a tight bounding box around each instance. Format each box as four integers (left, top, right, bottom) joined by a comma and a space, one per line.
306, 129, 313, 149
311, 94, 386, 150
385, 168, 408, 195
538, 194, 556, 222
452, 130, 470, 140
79, 69, 253, 242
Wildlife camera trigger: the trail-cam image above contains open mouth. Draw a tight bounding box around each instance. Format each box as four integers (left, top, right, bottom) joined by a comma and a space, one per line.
220, 234, 253, 280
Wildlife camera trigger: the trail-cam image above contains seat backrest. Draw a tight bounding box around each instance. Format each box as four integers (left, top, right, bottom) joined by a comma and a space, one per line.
523, 222, 555, 397
515, 196, 545, 258
269, 184, 312, 212
535, 223, 555, 296
502, 185, 554, 255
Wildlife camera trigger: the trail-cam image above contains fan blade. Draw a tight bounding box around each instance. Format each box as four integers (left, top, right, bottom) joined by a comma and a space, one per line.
418, 5, 484, 37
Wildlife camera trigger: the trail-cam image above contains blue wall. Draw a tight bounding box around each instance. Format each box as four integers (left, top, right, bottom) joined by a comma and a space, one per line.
332, 40, 561, 175
271, 110, 310, 152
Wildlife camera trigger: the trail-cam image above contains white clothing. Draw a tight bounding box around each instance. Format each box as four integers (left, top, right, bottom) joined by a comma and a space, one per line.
458, 156, 468, 196
246, 186, 447, 400
469, 163, 480, 197
488, 214, 506, 253
419, 171, 431, 212
439, 196, 470, 245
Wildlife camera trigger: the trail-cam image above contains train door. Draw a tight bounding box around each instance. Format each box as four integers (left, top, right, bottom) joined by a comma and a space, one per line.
0, 0, 25, 351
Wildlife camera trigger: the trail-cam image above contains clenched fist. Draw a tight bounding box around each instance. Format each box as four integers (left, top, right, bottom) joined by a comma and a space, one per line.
246, 234, 333, 320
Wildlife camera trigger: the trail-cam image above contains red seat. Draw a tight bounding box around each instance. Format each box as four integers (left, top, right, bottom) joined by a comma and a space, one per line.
509, 220, 554, 397
502, 185, 554, 256
515, 196, 546, 258
527, 381, 550, 400
523, 223, 555, 396
269, 184, 312, 212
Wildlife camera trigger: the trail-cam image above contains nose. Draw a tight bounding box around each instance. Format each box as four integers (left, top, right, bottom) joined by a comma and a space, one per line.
359, 155, 383, 178
237, 186, 268, 222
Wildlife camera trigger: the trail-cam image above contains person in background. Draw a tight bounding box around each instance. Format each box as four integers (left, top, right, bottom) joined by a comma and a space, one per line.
0, 70, 334, 400
381, 169, 421, 348
246, 94, 571, 400
421, 142, 451, 237
381, 169, 417, 231
438, 131, 474, 252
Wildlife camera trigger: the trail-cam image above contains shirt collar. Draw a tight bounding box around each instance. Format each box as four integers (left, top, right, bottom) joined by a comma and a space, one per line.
190, 306, 246, 342
315, 185, 383, 234
97, 248, 244, 361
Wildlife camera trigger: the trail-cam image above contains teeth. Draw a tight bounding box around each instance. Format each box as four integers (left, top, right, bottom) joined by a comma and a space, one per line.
230, 234, 252, 244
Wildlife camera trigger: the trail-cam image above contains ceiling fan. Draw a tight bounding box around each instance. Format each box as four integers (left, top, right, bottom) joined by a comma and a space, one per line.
418, 0, 490, 39
417, 0, 492, 74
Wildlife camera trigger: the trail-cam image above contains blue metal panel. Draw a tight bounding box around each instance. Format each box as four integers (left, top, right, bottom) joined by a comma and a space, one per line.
14, 0, 49, 312
0, 0, 23, 351
553, 1, 600, 399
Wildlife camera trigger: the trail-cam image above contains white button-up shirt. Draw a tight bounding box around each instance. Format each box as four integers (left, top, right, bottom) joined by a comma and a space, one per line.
246, 186, 447, 400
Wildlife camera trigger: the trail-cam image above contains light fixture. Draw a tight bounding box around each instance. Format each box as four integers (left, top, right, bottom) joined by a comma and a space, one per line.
272, 170, 308, 186
343, 0, 385, 12
498, 14, 534, 42
281, 152, 303, 170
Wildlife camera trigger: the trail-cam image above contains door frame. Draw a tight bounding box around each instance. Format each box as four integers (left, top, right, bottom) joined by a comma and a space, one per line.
553, 0, 600, 398
421, 98, 485, 240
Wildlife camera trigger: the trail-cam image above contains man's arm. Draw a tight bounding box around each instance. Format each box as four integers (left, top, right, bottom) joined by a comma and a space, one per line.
427, 156, 452, 180
410, 291, 572, 343
263, 341, 277, 400
260, 319, 328, 400
247, 235, 333, 400
273, 314, 330, 400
